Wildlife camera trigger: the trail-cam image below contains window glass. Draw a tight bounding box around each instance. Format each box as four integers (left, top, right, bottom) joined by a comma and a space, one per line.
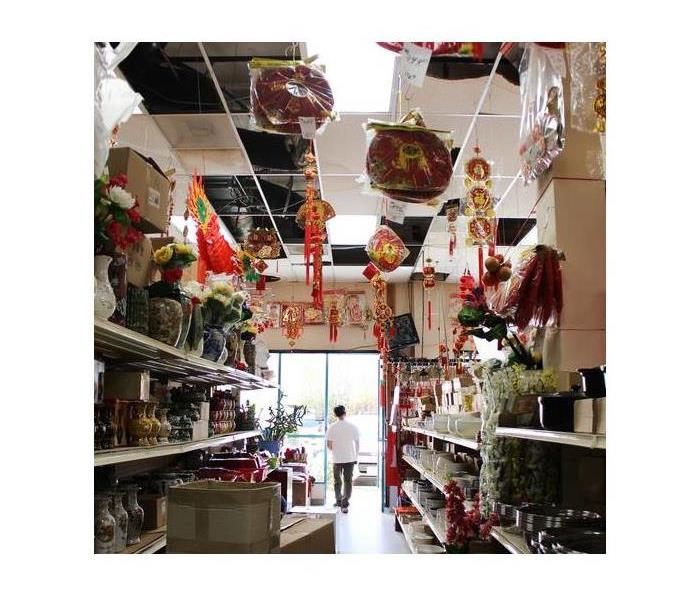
280, 353, 326, 435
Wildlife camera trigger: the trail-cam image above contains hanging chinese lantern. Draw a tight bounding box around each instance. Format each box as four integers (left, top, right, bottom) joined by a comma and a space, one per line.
296, 146, 335, 309
366, 225, 409, 272
422, 257, 436, 330
363, 263, 393, 358
281, 304, 304, 347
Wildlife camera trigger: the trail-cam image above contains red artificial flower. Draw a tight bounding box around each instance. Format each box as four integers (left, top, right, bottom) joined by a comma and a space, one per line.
191, 296, 202, 306
109, 173, 128, 189
126, 207, 141, 223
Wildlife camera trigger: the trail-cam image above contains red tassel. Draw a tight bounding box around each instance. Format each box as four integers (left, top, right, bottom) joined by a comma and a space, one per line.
478, 246, 484, 284
449, 234, 456, 256
428, 299, 432, 330
256, 275, 266, 291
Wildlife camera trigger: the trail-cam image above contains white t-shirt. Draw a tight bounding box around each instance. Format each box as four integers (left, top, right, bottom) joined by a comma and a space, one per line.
326, 419, 360, 464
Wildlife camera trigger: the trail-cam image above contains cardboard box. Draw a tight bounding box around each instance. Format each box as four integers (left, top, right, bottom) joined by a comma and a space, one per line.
595, 398, 606, 435
280, 514, 335, 554
107, 147, 172, 234
191, 420, 209, 442
103, 370, 150, 401
167, 481, 281, 553
574, 398, 595, 433
126, 235, 153, 288
141, 494, 167, 530
292, 479, 309, 507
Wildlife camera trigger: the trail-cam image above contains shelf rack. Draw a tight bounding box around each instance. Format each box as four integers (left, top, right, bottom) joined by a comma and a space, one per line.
95, 318, 277, 389
94, 429, 262, 467
119, 527, 167, 554
403, 426, 480, 451
495, 427, 606, 450
401, 482, 447, 544
396, 516, 419, 554
401, 455, 449, 492
490, 526, 531, 554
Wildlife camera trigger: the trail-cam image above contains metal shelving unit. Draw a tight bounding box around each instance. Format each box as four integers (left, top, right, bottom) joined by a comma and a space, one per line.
94, 429, 262, 467
490, 526, 531, 554
95, 318, 277, 389
118, 527, 167, 554
402, 455, 449, 492
495, 427, 606, 450
403, 426, 480, 451
401, 482, 447, 544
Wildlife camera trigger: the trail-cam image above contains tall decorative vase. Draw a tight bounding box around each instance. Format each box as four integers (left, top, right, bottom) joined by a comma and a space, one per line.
128, 403, 151, 447
94, 494, 116, 554
108, 253, 128, 326
258, 440, 281, 456
124, 485, 144, 546
157, 407, 171, 443
148, 298, 183, 346
187, 304, 204, 357
176, 294, 193, 350
202, 325, 226, 362
109, 491, 129, 553
146, 402, 160, 446
94, 255, 117, 319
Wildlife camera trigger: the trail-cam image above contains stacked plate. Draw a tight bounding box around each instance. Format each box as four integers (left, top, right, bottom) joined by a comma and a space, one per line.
515, 504, 603, 534
529, 526, 606, 554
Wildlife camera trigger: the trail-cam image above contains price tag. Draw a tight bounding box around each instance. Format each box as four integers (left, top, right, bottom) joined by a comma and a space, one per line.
298, 117, 317, 139
399, 43, 432, 88
386, 199, 406, 224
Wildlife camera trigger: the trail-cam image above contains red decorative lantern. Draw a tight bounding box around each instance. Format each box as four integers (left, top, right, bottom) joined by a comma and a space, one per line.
249, 59, 335, 135
365, 110, 453, 204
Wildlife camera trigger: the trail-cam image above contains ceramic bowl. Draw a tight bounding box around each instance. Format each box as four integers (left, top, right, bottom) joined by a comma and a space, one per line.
416, 544, 446, 554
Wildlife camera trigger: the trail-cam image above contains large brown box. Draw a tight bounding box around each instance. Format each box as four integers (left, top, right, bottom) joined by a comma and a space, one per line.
141, 494, 167, 530
292, 479, 309, 507
280, 514, 335, 554
107, 147, 172, 234
167, 480, 281, 553
103, 370, 150, 401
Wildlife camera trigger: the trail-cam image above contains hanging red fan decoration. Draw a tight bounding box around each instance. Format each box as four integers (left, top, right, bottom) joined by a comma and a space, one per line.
502, 245, 564, 330
281, 304, 304, 347
366, 225, 409, 273
186, 174, 239, 282
363, 263, 393, 358
295, 147, 335, 309
248, 58, 336, 135
422, 257, 436, 330
377, 42, 484, 59
365, 110, 453, 204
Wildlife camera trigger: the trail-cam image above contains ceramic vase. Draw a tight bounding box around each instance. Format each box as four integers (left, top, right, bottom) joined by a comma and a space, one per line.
124, 485, 144, 545
202, 325, 226, 362
126, 285, 149, 335
94, 494, 116, 554
186, 304, 204, 357
176, 294, 193, 350
109, 491, 129, 553
243, 340, 256, 374
146, 403, 160, 446
94, 255, 117, 319
128, 403, 151, 447
157, 408, 171, 443
148, 298, 183, 346
108, 253, 128, 326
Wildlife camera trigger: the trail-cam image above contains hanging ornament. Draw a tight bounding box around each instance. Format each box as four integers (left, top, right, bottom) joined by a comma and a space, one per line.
593, 43, 606, 133
422, 257, 436, 331
296, 147, 334, 309
363, 263, 393, 358
281, 304, 304, 347
366, 224, 409, 272
459, 271, 476, 301
328, 297, 341, 343
186, 173, 239, 282
445, 200, 459, 256
243, 227, 281, 259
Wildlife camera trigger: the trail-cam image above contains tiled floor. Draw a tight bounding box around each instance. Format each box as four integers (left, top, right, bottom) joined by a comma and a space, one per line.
324, 486, 409, 554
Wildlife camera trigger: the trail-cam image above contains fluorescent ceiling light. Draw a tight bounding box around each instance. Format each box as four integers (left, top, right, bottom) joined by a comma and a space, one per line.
305, 41, 394, 112
326, 215, 377, 245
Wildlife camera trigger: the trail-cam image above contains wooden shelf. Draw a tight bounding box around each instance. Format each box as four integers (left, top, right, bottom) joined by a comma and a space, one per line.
490, 526, 531, 554
495, 427, 606, 450
95, 318, 276, 389
94, 429, 261, 467
403, 426, 480, 450
118, 526, 166, 554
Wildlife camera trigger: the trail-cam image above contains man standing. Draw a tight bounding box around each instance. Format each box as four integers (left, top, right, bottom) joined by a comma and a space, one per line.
326, 405, 360, 514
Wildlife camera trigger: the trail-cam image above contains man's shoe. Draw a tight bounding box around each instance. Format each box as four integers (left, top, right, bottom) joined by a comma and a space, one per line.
341, 506, 348, 513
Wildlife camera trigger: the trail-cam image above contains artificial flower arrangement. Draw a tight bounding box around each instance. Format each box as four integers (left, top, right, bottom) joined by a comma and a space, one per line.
94, 172, 143, 253
152, 243, 198, 283
444, 484, 499, 553
202, 282, 246, 329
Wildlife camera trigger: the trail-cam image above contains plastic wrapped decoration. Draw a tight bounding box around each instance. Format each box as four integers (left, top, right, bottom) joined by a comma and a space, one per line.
502, 245, 563, 330
187, 174, 239, 282
377, 42, 484, 59
363, 263, 393, 358
243, 228, 281, 259
568, 42, 606, 133
365, 110, 453, 204
281, 304, 304, 347
518, 44, 566, 184
366, 225, 409, 273
248, 58, 336, 135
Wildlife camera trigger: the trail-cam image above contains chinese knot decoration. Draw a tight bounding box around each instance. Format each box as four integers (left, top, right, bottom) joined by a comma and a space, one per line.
296, 147, 335, 310
422, 257, 436, 330
363, 263, 393, 358
282, 304, 304, 347
463, 146, 495, 245
187, 173, 239, 283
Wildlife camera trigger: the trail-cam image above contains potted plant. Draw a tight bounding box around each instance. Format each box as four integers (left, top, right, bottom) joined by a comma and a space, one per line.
258, 403, 308, 456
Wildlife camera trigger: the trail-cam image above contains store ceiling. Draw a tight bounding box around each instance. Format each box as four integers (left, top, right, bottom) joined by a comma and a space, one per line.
117, 42, 539, 284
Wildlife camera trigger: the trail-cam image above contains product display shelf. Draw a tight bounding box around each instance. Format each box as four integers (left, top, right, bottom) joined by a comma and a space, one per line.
397, 515, 419, 554
119, 526, 167, 554
402, 455, 448, 491
495, 427, 606, 450
94, 429, 262, 467
490, 525, 531, 554
403, 426, 480, 450
95, 318, 276, 389
401, 482, 447, 544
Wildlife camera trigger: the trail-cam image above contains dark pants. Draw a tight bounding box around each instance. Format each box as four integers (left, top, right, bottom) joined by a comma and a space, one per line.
333, 462, 355, 507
